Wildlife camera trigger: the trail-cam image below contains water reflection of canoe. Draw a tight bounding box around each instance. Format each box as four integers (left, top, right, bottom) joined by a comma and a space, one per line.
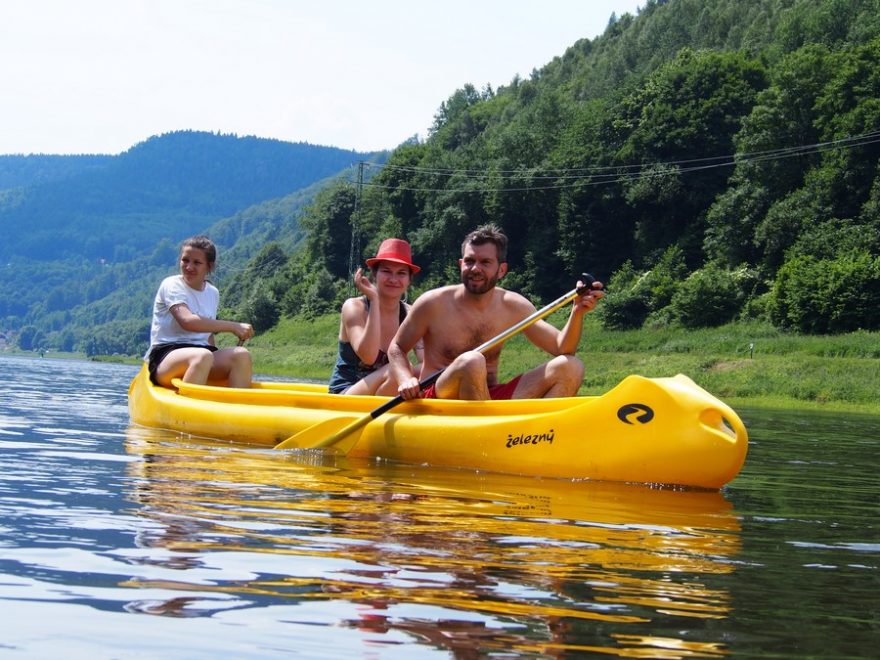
127, 364, 748, 489
124, 429, 742, 635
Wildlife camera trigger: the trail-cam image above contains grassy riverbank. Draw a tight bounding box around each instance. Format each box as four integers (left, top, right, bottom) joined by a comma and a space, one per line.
241, 314, 880, 415
9, 315, 877, 414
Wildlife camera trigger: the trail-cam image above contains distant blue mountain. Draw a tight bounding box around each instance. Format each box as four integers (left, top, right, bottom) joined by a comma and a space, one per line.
0, 130, 372, 261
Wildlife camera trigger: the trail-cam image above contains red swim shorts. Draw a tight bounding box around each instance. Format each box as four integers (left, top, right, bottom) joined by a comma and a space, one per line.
421, 375, 522, 400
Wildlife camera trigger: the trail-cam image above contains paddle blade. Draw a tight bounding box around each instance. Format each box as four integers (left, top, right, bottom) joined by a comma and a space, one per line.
275, 414, 369, 453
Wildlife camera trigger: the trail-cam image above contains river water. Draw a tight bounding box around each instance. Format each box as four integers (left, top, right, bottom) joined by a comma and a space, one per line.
0, 355, 876, 658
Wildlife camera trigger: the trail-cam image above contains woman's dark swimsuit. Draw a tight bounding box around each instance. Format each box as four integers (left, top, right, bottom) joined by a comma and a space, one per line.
328, 298, 407, 394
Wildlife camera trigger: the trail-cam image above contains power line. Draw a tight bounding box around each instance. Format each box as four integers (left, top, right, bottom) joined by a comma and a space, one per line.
351, 130, 880, 193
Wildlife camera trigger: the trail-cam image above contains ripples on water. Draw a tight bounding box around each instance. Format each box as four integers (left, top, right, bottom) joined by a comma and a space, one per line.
0, 355, 876, 658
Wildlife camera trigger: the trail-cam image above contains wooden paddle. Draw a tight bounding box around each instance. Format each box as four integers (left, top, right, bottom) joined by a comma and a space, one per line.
274, 274, 599, 452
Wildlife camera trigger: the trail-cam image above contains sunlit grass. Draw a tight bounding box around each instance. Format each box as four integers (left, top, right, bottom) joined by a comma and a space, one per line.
30, 313, 874, 414
242, 314, 880, 414
241, 314, 338, 380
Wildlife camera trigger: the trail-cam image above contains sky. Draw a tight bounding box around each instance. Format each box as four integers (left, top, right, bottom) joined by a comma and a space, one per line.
0, 0, 643, 156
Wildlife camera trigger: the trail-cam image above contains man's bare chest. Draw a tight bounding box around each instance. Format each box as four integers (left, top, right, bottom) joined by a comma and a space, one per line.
430, 306, 512, 363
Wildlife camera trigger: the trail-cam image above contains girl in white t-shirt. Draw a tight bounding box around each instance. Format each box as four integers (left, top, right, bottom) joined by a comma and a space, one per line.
146, 236, 254, 388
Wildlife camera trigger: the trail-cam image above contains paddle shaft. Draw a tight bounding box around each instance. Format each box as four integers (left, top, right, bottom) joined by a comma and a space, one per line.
309, 275, 597, 450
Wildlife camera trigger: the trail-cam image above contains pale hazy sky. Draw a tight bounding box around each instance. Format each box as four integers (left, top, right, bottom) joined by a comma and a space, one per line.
0, 0, 643, 155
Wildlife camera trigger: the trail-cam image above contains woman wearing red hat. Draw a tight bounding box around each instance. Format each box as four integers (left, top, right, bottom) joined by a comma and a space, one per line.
328, 238, 423, 395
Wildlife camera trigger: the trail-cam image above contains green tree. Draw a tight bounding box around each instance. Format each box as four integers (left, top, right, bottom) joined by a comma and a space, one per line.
17, 325, 43, 351
614, 48, 767, 265
241, 282, 280, 333
300, 183, 358, 280
771, 251, 880, 333
247, 242, 289, 278
57, 328, 77, 352
598, 247, 688, 330
667, 264, 747, 328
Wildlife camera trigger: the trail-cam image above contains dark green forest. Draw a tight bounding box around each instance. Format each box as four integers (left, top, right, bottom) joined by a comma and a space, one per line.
229, 0, 879, 338
3, 0, 879, 357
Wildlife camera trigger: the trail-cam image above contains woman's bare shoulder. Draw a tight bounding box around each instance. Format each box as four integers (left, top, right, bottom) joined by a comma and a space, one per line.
340, 296, 367, 319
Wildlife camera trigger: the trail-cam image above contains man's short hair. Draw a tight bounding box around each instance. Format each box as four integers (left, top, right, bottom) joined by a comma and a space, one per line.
462, 224, 508, 262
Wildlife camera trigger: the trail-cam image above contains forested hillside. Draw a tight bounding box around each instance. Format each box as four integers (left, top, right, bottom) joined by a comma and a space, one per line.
4, 0, 879, 357
0, 154, 112, 189
0, 131, 372, 262
1, 131, 380, 354
230, 0, 878, 337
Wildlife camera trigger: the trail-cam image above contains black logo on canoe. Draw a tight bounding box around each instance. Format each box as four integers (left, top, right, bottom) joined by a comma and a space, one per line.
506, 429, 555, 448
617, 403, 654, 425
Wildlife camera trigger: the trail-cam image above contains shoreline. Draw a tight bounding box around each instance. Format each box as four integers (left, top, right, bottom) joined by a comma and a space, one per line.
5, 326, 879, 416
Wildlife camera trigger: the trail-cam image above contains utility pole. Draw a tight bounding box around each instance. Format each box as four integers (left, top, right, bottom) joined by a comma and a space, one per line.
348, 161, 365, 291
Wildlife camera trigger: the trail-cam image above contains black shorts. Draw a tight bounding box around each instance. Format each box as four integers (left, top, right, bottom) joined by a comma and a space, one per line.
147, 342, 217, 385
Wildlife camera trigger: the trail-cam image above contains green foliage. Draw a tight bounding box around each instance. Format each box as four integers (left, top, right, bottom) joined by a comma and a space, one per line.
771, 251, 880, 333
740, 290, 774, 323
667, 263, 752, 328
614, 47, 768, 265
598, 247, 688, 330
223, 241, 290, 313
300, 183, 359, 280
80, 319, 150, 357
643, 246, 689, 308
241, 282, 280, 333
255, 247, 346, 322
707, 37, 880, 277
17, 325, 43, 351
599, 286, 651, 331
755, 187, 816, 272
787, 217, 880, 261
298, 268, 343, 320
431, 84, 496, 150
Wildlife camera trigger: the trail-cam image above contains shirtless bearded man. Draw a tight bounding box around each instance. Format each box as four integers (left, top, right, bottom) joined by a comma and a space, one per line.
388, 224, 605, 401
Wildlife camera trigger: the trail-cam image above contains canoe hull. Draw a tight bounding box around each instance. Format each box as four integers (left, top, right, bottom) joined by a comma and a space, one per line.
128, 365, 748, 489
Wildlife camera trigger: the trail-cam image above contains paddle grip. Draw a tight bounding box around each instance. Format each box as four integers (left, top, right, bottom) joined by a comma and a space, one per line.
578, 272, 603, 294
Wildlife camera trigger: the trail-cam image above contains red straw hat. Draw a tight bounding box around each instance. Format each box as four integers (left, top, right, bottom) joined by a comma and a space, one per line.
365, 238, 420, 273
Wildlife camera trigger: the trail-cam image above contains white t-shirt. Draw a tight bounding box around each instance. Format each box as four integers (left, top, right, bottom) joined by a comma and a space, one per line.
146, 275, 220, 357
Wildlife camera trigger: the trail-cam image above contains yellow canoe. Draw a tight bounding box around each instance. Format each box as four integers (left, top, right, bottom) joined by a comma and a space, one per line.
127, 364, 748, 489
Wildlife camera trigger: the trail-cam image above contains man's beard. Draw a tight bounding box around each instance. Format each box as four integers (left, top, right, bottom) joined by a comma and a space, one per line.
462, 270, 500, 295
